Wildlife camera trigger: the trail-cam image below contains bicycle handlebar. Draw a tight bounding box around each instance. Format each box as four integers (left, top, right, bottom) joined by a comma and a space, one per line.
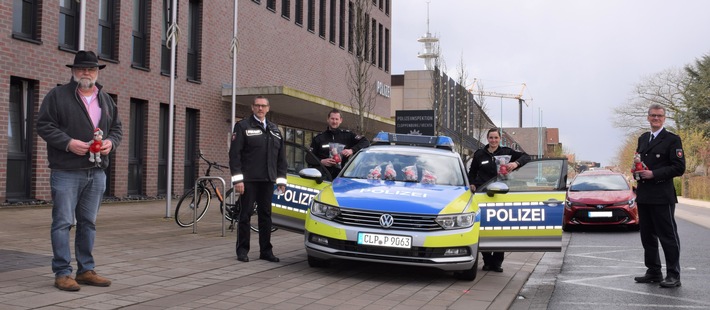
198, 150, 230, 173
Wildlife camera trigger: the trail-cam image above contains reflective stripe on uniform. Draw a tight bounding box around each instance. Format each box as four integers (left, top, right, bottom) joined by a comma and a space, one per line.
231, 174, 244, 183
276, 177, 288, 185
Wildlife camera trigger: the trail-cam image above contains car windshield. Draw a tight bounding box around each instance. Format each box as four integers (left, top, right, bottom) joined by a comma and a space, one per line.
569, 174, 630, 191
341, 148, 466, 186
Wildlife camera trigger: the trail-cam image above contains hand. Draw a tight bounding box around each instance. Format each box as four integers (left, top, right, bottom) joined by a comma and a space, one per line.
506, 162, 519, 171
100, 139, 113, 155
234, 182, 245, 195
277, 185, 286, 193
321, 158, 335, 167
342, 149, 354, 157
638, 170, 654, 180
68, 139, 89, 156
470, 185, 476, 193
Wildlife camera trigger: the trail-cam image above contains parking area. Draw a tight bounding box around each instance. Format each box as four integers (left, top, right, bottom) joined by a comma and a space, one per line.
0, 200, 546, 310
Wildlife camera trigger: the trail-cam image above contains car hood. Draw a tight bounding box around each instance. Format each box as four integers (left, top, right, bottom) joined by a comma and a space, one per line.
566, 190, 635, 204
324, 178, 470, 214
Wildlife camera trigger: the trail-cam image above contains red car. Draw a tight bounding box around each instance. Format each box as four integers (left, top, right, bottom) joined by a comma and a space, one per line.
564, 170, 639, 231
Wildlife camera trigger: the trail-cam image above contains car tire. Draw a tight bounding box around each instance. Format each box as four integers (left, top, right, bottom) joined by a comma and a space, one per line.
307, 255, 330, 268
453, 254, 479, 281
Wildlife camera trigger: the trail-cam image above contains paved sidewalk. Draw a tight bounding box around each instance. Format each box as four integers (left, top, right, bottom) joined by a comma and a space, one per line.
1, 200, 544, 310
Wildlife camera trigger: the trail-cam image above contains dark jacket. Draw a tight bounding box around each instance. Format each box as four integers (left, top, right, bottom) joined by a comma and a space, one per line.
37, 78, 123, 170
229, 115, 288, 185
310, 127, 369, 177
635, 128, 685, 204
468, 145, 530, 188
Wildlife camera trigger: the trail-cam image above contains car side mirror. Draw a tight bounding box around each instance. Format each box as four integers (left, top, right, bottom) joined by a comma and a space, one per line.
299, 168, 324, 184
486, 182, 509, 197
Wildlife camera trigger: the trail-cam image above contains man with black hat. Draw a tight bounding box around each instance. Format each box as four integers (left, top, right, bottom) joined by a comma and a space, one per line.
37, 51, 123, 291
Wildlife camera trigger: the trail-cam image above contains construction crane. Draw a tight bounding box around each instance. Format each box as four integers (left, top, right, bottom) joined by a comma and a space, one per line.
469, 79, 530, 127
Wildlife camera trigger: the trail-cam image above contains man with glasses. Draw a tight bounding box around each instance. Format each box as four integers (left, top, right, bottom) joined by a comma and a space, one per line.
632, 104, 685, 288
37, 51, 123, 291
229, 96, 287, 263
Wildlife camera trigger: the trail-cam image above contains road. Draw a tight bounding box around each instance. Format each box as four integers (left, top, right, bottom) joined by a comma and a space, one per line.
513, 199, 710, 310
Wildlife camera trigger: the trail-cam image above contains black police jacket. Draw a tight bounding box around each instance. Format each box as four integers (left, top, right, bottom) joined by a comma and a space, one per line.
468, 145, 530, 188
229, 115, 288, 185
310, 127, 370, 177
635, 128, 685, 204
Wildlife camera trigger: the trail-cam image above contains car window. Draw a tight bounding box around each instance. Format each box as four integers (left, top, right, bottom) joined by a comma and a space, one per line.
569, 174, 630, 191
341, 149, 465, 186
480, 159, 566, 192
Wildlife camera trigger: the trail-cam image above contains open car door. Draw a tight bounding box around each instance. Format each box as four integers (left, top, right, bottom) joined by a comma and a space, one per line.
475, 158, 568, 252
271, 141, 333, 232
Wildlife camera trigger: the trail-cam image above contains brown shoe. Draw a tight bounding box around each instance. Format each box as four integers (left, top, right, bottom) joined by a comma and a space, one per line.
75, 270, 112, 287
55, 275, 80, 291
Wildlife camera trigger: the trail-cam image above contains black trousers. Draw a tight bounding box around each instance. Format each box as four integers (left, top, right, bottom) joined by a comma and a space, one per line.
638, 203, 681, 277
236, 181, 275, 257
481, 251, 504, 267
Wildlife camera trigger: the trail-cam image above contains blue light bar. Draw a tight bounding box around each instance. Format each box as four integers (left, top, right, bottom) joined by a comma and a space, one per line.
371, 132, 455, 150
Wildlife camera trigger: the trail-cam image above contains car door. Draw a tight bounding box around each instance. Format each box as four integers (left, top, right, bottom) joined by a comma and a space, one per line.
272, 141, 332, 232
475, 158, 568, 252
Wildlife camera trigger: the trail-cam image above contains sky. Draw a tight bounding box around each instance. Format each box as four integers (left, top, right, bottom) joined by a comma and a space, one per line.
391, 0, 710, 166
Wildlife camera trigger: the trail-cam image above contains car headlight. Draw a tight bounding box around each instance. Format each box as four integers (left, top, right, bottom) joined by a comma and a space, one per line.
310, 200, 340, 220
613, 198, 636, 208
435, 213, 474, 229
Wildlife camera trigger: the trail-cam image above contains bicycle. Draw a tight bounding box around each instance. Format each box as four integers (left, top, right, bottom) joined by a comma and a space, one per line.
174, 151, 271, 232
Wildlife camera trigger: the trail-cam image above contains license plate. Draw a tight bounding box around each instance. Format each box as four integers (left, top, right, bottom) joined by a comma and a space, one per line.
588, 211, 613, 218
357, 232, 411, 249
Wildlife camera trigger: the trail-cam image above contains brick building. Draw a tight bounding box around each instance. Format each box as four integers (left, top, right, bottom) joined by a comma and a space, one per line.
1, 0, 393, 202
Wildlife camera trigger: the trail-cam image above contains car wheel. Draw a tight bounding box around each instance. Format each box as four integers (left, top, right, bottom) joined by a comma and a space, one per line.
307, 255, 330, 268
453, 254, 479, 281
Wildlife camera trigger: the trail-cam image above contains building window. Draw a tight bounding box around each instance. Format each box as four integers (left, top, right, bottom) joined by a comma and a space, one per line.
267, 0, 276, 12
347, 1, 353, 53
161, 0, 177, 74
338, 0, 345, 48
295, 0, 303, 26
385, 0, 389, 15
282, 0, 291, 19
318, 0, 326, 38
132, 0, 150, 68
378, 0, 383, 11
187, 0, 202, 81
59, 0, 79, 51
329, 0, 336, 43
363, 13, 369, 61
307, 0, 315, 32
384, 27, 389, 72
252, 0, 261, 4
98, 0, 118, 60
378, 23, 383, 69
12, 0, 40, 41
371, 18, 376, 65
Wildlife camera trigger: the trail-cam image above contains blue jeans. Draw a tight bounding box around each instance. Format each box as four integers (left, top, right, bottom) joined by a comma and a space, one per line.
50, 168, 106, 277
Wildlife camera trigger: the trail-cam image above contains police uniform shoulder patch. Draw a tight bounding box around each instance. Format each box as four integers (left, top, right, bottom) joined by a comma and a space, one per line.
676, 149, 683, 158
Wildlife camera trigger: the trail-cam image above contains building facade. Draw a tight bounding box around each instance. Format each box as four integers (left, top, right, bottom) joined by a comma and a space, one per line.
1, 0, 392, 203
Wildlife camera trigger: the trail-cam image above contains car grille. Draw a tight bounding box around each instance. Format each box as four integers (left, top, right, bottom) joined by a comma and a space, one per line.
332, 208, 442, 231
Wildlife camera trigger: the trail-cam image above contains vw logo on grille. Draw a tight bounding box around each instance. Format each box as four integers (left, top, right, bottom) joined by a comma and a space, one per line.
596, 205, 605, 210
379, 214, 394, 228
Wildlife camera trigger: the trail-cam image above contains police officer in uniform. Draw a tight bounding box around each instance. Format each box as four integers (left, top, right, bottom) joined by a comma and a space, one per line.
229, 96, 287, 263
310, 109, 369, 178
633, 104, 685, 288
468, 128, 530, 272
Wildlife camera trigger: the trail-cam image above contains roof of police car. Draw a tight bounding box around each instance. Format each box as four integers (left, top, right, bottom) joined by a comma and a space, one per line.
363, 144, 461, 157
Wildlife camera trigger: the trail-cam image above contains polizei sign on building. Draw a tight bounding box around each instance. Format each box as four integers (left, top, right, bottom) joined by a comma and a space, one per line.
395, 110, 435, 136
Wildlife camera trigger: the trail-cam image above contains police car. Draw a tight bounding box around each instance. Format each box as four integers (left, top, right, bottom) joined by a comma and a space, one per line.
271, 133, 568, 281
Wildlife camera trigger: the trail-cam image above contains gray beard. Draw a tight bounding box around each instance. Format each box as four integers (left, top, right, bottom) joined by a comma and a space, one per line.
73, 76, 95, 90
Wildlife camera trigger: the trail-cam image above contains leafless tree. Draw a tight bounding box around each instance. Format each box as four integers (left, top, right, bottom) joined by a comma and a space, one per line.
345, 0, 376, 135
429, 45, 446, 135
612, 68, 688, 133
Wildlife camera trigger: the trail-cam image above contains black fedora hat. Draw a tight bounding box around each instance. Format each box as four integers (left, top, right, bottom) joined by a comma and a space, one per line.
66, 51, 106, 69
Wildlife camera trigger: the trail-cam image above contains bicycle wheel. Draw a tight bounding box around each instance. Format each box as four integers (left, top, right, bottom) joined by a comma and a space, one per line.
223, 188, 273, 233
175, 186, 211, 227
